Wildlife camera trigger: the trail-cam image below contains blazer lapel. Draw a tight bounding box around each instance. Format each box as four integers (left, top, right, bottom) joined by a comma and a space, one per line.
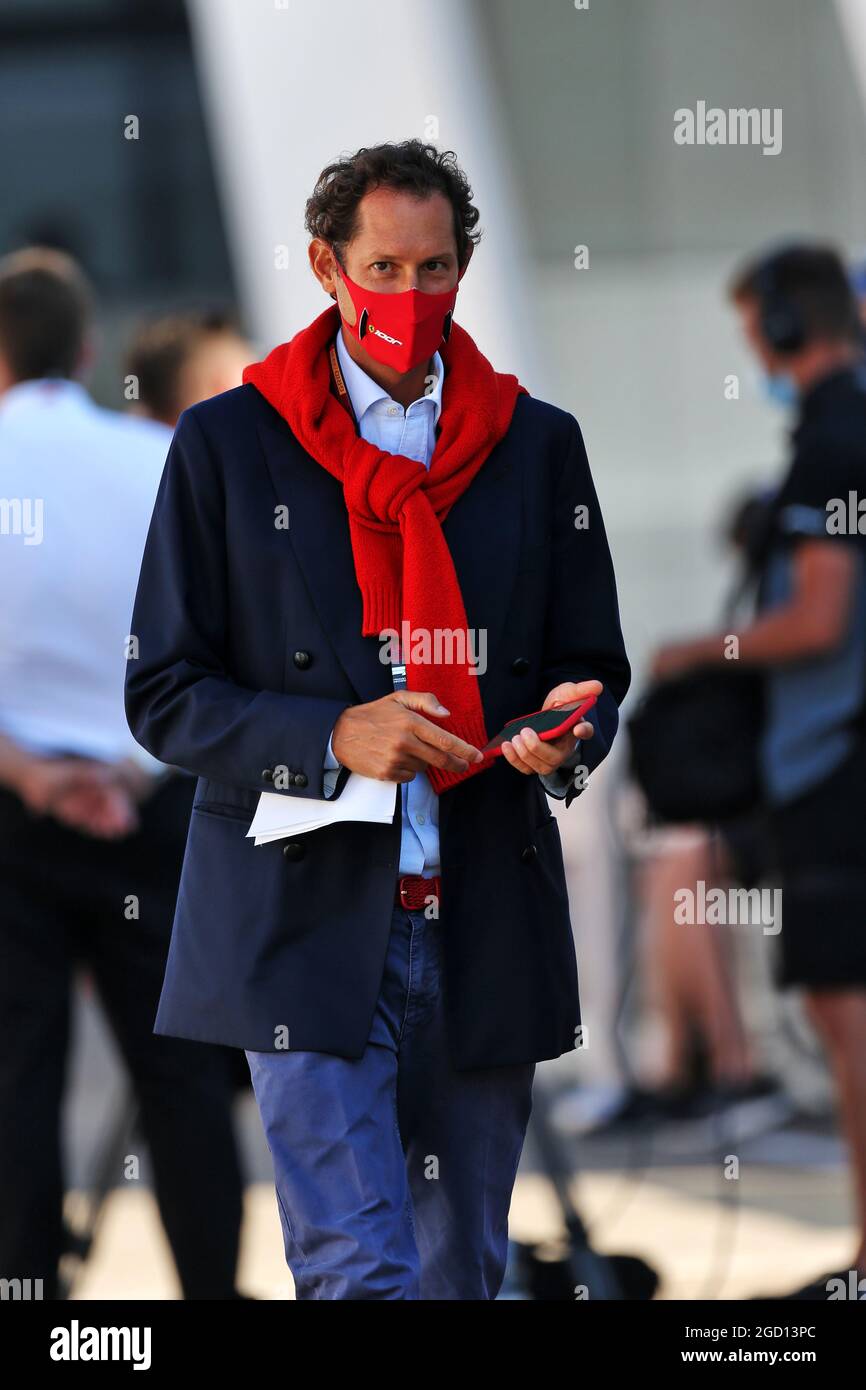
257, 416, 522, 710
441, 438, 522, 704
257, 417, 392, 705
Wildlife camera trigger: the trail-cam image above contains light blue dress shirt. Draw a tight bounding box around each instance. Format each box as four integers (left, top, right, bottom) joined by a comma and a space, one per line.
324, 329, 442, 874
324, 327, 576, 874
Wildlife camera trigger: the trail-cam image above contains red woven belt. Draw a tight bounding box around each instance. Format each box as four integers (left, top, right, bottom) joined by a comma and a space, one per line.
395, 874, 441, 911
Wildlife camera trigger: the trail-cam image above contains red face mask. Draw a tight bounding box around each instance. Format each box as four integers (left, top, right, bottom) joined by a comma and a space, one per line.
335, 261, 462, 374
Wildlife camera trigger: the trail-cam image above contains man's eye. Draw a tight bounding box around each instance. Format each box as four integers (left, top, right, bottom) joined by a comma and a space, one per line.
371, 262, 392, 272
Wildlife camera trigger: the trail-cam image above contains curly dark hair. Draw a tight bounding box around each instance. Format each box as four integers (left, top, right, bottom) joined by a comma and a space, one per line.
304, 140, 481, 269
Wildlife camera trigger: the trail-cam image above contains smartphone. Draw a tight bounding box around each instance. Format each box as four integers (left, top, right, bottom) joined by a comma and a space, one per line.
481, 693, 598, 758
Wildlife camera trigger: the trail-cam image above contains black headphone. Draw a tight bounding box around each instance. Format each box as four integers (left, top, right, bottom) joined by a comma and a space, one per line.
755, 252, 806, 355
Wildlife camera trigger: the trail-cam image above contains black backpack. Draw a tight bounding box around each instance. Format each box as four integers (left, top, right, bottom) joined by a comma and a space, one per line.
628, 499, 773, 825
627, 666, 763, 824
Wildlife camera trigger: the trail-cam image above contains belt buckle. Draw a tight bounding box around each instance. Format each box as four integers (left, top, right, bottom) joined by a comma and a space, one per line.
398, 875, 441, 912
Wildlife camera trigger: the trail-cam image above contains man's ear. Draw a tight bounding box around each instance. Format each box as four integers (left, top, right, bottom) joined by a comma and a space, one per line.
311, 240, 350, 314
308, 237, 339, 296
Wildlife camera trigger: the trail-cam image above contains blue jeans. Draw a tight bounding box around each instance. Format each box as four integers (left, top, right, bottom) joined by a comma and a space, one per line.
246, 902, 535, 1300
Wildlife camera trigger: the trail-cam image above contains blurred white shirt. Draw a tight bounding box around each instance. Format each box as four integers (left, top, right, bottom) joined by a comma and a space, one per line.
0, 378, 170, 769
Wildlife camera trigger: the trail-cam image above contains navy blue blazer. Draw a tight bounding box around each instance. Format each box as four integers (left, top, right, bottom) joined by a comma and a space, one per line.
125, 381, 630, 1068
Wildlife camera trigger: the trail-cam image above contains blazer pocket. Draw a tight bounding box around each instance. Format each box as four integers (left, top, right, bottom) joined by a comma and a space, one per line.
192, 803, 254, 826
193, 778, 258, 821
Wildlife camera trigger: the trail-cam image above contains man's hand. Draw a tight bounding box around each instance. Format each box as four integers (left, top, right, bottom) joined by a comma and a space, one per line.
16, 756, 110, 815
649, 639, 711, 683
54, 779, 139, 839
500, 679, 601, 778
15, 756, 151, 839
331, 691, 485, 783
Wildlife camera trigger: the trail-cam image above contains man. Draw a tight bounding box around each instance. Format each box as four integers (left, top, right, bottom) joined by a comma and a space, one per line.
0, 248, 245, 1299
126, 140, 630, 1300
126, 310, 253, 429
654, 243, 866, 1300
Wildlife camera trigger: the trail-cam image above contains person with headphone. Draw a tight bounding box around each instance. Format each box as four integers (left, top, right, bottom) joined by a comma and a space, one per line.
651, 243, 866, 1299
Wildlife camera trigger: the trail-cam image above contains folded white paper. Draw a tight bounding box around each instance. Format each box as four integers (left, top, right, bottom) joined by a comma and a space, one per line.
247, 774, 397, 846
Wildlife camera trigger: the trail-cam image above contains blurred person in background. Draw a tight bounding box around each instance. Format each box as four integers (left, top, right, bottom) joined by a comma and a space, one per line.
633, 822, 782, 1138
0, 248, 245, 1299
849, 257, 866, 342
652, 243, 866, 1299
637, 494, 784, 1133
126, 310, 253, 430
558, 493, 787, 1143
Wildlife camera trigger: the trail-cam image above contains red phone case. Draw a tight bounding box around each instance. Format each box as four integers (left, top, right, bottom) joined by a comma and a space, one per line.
481, 693, 598, 759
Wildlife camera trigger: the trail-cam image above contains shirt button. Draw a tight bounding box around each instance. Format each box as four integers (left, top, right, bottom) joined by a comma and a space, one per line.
416, 813, 426, 825
386, 405, 401, 417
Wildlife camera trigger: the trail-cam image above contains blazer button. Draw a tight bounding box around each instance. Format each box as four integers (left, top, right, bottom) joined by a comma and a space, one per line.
293, 650, 312, 670
282, 841, 306, 862
262, 768, 274, 783
511, 657, 530, 675
293, 772, 308, 789
521, 844, 538, 864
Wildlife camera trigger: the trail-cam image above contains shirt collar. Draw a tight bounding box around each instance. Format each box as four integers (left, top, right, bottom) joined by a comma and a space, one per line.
335, 327, 444, 426
0, 377, 92, 421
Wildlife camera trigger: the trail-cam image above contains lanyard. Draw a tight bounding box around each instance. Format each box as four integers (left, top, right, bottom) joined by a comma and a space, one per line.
328, 340, 355, 423
328, 338, 407, 691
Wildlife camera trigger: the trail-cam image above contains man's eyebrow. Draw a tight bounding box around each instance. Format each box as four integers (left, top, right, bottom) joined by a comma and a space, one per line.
366, 250, 456, 261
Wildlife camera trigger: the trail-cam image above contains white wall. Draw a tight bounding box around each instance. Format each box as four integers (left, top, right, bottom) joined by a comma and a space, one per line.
186, 0, 546, 388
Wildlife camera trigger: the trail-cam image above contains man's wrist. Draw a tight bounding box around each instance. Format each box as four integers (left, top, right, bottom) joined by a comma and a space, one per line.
549, 737, 583, 774
0, 746, 40, 800
323, 725, 347, 801
8, 760, 35, 801
329, 705, 356, 769
324, 730, 342, 772
540, 739, 583, 796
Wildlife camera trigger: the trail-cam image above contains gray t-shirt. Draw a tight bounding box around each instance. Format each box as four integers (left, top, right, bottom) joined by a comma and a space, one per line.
758, 367, 866, 805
